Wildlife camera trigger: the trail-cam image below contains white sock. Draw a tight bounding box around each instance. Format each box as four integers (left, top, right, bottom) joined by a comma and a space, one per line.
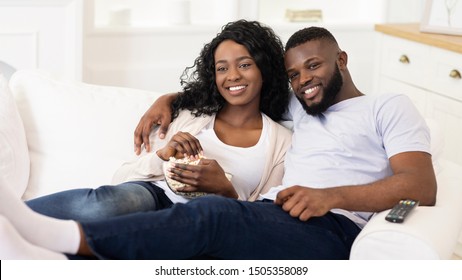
0, 179, 81, 254
0, 215, 67, 260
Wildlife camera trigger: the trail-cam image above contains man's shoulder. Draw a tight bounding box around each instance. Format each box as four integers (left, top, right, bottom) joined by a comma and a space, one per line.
364, 93, 415, 114
371, 92, 410, 104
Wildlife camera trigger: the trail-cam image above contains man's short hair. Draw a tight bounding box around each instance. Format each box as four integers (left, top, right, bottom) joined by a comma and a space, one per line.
285, 26, 338, 52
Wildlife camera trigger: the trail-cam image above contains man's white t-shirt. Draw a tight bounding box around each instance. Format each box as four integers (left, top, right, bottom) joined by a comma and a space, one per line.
261, 93, 431, 227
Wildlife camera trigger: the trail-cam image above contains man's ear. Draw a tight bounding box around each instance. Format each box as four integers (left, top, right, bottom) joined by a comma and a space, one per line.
337, 51, 348, 70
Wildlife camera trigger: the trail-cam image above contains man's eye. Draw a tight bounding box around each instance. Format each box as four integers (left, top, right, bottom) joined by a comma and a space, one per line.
308, 63, 319, 70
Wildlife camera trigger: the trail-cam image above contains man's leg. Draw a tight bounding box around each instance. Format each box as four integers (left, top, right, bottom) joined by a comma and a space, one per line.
79, 196, 361, 259
26, 182, 169, 221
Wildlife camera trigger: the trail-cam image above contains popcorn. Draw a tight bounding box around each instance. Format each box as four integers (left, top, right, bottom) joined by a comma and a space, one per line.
163, 156, 208, 198
162, 155, 232, 198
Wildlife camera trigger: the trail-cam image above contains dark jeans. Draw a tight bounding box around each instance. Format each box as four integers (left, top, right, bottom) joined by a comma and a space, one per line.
26, 181, 172, 222
77, 196, 361, 260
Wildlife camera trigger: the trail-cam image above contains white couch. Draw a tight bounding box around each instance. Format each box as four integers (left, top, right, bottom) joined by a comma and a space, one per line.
1, 69, 462, 259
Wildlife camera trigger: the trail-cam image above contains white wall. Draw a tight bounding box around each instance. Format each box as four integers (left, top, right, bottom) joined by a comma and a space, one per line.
92, 0, 259, 27
91, 0, 425, 27
386, 0, 426, 23
84, 0, 411, 93
0, 0, 83, 81
0, 0, 427, 88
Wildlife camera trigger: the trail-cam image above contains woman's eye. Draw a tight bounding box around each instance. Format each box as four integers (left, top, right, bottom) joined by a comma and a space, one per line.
216, 66, 226, 72
239, 63, 251, 68
289, 73, 298, 81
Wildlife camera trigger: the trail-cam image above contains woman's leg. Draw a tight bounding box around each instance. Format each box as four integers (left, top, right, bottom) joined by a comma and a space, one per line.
26, 181, 169, 221
0, 179, 81, 254
2, 176, 360, 259
0, 215, 67, 260
79, 196, 361, 259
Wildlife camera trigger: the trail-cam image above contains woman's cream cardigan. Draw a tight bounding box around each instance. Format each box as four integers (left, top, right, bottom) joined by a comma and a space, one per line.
112, 110, 292, 201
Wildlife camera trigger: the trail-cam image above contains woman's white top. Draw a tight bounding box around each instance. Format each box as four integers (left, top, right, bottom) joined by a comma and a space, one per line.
158, 114, 269, 203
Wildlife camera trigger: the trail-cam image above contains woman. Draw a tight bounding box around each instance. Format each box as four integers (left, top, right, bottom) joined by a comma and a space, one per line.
25, 20, 291, 222
1, 20, 291, 251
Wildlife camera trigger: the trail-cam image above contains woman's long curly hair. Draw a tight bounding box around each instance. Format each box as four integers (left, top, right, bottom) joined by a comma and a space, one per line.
171, 20, 290, 122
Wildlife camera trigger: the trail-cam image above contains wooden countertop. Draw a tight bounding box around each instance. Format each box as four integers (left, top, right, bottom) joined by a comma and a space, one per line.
375, 23, 462, 54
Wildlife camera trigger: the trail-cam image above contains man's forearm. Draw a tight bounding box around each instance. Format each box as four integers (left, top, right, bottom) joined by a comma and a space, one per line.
329, 153, 437, 212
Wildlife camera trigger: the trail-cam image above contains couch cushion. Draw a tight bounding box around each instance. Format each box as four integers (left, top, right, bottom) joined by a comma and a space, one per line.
0, 74, 30, 198
9, 70, 161, 200
424, 117, 444, 175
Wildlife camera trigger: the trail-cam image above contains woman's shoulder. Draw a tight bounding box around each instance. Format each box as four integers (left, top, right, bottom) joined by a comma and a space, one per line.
262, 114, 292, 138
174, 109, 214, 122
169, 109, 215, 134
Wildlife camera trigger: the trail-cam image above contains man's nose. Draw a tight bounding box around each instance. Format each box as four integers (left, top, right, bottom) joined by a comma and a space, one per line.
299, 70, 313, 86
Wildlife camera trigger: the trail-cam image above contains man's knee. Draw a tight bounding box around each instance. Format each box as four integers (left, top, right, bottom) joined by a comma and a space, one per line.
184, 196, 245, 222
190, 195, 238, 209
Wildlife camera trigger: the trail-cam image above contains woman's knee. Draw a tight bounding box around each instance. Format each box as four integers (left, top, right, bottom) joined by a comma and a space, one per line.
25, 183, 156, 221
78, 183, 156, 219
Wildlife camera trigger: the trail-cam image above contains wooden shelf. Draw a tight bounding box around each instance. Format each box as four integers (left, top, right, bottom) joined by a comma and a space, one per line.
375, 23, 462, 54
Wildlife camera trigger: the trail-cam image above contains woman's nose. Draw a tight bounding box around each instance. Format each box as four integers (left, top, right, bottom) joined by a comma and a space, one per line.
227, 67, 241, 81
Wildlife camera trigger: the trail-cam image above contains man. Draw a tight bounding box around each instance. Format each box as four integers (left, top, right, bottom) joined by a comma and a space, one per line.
126, 26, 437, 258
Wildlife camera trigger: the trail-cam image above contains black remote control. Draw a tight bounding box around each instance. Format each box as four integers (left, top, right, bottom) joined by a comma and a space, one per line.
385, 199, 419, 223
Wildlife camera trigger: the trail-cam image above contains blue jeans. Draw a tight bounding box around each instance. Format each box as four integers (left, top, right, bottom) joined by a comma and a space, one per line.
77, 196, 361, 260
26, 181, 173, 221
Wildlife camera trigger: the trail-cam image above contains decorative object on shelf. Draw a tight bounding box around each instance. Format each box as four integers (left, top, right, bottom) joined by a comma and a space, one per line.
108, 6, 132, 27
285, 9, 322, 22
420, 0, 462, 35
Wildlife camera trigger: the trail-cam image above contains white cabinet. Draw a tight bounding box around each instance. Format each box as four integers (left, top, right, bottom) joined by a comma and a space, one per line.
374, 24, 462, 166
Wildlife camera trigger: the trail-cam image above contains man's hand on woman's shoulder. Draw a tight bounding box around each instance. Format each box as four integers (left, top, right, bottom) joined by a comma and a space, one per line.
134, 93, 178, 155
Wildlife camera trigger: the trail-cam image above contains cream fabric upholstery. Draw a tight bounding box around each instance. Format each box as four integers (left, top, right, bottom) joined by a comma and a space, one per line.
9, 70, 161, 200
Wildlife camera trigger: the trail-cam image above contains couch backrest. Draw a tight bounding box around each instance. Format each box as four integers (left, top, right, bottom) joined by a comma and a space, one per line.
9, 70, 162, 200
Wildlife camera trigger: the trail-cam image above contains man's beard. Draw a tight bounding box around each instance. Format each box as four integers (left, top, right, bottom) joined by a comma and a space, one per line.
297, 64, 343, 116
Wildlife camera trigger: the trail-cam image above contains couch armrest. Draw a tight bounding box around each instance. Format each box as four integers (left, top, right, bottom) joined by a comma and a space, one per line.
350, 159, 462, 259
